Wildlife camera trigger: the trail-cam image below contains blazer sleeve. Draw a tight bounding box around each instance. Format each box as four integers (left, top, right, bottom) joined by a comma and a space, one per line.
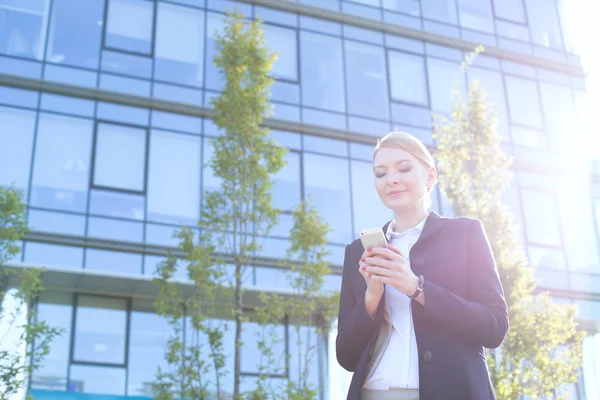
336, 244, 386, 372
413, 219, 509, 349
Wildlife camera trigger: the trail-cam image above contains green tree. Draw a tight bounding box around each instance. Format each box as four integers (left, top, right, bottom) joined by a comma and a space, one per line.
152, 11, 285, 400
252, 199, 339, 400
0, 186, 62, 400
432, 49, 585, 399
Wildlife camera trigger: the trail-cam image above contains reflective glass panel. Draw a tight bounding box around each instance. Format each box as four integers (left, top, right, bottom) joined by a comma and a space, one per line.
93, 123, 147, 192
539, 83, 577, 152
155, 3, 204, 87
68, 365, 126, 395
31, 114, 93, 212
492, 0, 525, 23
0, 0, 48, 59
24, 242, 83, 269
524, 0, 563, 49
344, 41, 389, 120
457, 0, 494, 33
421, 0, 458, 25
521, 189, 561, 246
264, 24, 298, 81
0, 106, 35, 192
241, 320, 286, 375
505, 76, 543, 129
105, 0, 154, 54
272, 151, 301, 212
73, 296, 127, 364
30, 294, 72, 392
351, 161, 392, 236
147, 130, 201, 225
427, 58, 465, 115
303, 153, 352, 244
300, 31, 346, 113
46, 0, 104, 69
388, 51, 428, 106
204, 12, 226, 92
467, 67, 509, 140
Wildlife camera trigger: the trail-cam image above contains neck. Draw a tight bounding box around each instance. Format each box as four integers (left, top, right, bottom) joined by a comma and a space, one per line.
393, 204, 429, 233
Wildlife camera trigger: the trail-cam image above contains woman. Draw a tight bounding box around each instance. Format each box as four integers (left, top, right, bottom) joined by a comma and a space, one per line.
336, 131, 509, 400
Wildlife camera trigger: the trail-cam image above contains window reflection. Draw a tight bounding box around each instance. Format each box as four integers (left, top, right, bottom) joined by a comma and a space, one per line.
31, 294, 72, 392
241, 320, 286, 375
155, 3, 204, 87
539, 83, 577, 152
205, 12, 226, 92
521, 189, 561, 246
388, 51, 428, 106
457, 0, 493, 33
73, 296, 127, 365
0, 0, 48, 59
427, 58, 465, 116
68, 365, 126, 395
24, 242, 83, 269
46, 0, 104, 69
264, 24, 298, 82
105, 0, 154, 54
31, 114, 93, 213
351, 161, 392, 236
524, 0, 564, 50
344, 41, 389, 120
303, 153, 352, 244
0, 106, 35, 192
467, 67, 509, 140
147, 130, 201, 225
300, 31, 346, 113
85, 248, 143, 275
492, 0, 525, 23
505, 76, 543, 129
272, 151, 301, 211
93, 123, 147, 192
421, 0, 458, 25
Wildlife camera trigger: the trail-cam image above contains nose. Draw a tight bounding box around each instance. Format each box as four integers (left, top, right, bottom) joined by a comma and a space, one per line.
386, 170, 400, 185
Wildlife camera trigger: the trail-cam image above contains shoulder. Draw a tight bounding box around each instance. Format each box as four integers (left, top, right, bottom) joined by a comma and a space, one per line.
436, 214, 482, 231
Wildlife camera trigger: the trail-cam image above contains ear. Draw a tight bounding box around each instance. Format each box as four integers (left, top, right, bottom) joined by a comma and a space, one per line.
427, 167, 438, 190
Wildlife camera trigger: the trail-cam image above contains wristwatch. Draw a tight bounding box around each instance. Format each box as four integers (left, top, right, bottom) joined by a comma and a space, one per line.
409, 274, 425, 300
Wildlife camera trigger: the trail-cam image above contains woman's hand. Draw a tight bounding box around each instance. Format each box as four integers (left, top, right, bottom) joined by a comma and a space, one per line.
361, 244, 419, 297
359, 248, 385, 318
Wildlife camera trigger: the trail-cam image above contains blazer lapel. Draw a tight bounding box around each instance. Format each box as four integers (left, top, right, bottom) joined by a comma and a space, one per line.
416, 211, 444, 245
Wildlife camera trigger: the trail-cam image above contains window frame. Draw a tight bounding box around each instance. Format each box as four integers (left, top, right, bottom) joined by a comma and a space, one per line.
101, 0, 157, 58
90, 120, 150, 195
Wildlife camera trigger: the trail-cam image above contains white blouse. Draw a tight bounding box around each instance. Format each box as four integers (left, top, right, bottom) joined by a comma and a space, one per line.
363, 215, 428, 390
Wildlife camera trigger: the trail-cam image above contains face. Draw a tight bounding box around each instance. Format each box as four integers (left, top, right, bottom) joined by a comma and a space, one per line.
373, 147, 435, 213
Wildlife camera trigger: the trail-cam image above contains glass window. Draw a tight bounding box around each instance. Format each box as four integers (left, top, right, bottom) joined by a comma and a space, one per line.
155, 3, 204, 87
147, 130, 201, 225
300, 31, 346, 113
264, 24, 298, 82
539, 83, 577, 152
383, 0, 420, 15
85, 248, 143, 275
521, 189, 561, 246
28, 209, 86, 236
128, 311, 176, 397
524, 0, 563, 49
89, 189, 145, 220
31, 114, 93, 213
492, 0, 525, 23
73, 296, 127, 365
457, 0, 494, 33
46, 0, 104, 69
388, 51, 428, 106
582, 333, 600, 400
344, 41, 389, 120
105, 0, 154, 54
0, 106, 35, 192
287, 325, 321, 391
505, 76, 543, 129
0, 0, 48, 59
93, 123, 147, 192
427, 58, 465, 115
272, 151, 301, 212
24, 242, 83, 269
351, 161, 392, 236
467, 67, 509, 140
391, 103, 431, 128
303, 153, 352, 244
205, 11, 226, 92
68, 365, 126, 395
30, 294, 72, 392
421, 0, 458, 25
241, 320, 286, 375
87, 217, 144, 242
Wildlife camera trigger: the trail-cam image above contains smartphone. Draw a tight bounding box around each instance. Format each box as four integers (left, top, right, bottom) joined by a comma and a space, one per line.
359, 227, 388, 250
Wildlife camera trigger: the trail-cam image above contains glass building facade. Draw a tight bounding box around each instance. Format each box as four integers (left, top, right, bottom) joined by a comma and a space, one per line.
0, 0, 599, 398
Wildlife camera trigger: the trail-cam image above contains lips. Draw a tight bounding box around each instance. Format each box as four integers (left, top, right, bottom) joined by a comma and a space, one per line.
387, 190, 406, 196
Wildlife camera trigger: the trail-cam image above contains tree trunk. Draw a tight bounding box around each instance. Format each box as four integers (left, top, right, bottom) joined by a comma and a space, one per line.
233, 261, 243, 399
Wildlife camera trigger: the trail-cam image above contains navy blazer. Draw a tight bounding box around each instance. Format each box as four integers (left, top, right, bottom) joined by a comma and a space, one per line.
336, 212, 509, 400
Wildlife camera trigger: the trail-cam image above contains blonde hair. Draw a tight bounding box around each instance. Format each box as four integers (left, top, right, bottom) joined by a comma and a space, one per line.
374, 131, 435, 169
374, 131, 437, 207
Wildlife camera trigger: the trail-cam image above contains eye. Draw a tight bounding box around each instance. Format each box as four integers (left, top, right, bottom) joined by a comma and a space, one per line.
375, 171, 386, 178
399, 167, 412, 173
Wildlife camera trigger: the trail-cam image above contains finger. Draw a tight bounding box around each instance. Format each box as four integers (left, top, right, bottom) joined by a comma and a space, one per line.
369, 274, 393, 285
369, 247, 403, 261
362, 265, 393, 278
363, 246, 388, 257
364, 256, 396, 270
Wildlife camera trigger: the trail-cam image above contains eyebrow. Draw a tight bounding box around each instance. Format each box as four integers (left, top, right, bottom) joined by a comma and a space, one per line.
373, 159, 413, 169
